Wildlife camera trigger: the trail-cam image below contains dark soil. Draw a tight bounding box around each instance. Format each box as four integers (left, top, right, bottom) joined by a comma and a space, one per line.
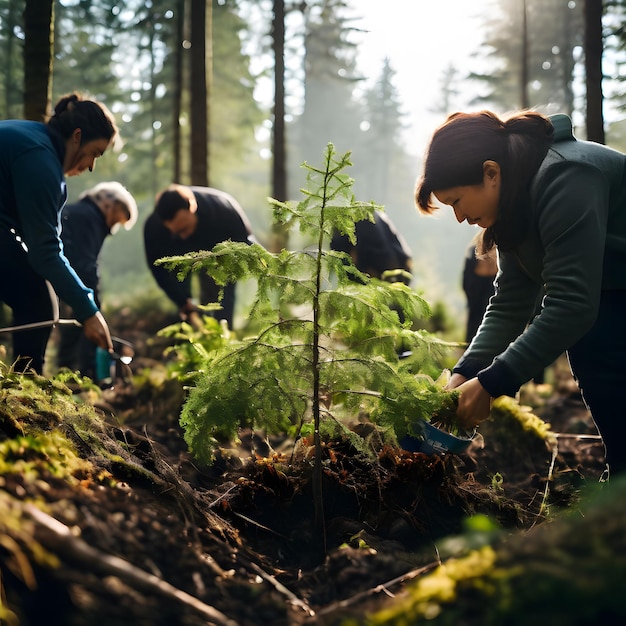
0, 314, 606, 626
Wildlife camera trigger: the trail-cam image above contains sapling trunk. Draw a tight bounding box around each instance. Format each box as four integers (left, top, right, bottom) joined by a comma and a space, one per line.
311, 157, 330, 542
157, 144, 457, 552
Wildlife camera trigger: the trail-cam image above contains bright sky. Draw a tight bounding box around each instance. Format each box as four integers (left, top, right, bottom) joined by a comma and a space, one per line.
353, 0, 486, 154
249, 1, 487, 158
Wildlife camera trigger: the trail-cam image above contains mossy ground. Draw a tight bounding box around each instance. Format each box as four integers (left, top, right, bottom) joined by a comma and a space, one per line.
0, 315, 607, 626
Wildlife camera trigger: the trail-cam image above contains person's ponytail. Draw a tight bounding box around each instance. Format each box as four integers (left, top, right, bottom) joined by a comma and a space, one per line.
479, 111, 554, 254
47, 92, 119, 146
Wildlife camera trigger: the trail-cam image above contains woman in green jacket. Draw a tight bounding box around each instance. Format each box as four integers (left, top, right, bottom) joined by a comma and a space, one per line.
415, 110, 626, 477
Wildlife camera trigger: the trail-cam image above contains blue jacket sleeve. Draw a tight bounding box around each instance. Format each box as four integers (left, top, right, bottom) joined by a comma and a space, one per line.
11, 147, 98, 322
60, 201, 107, 304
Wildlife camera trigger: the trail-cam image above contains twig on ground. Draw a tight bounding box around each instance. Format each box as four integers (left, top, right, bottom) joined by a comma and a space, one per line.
532, 442, 559, 527
249, 561, 316, 617
231, 511, 286, 537
24, 505, 238, 626
313, 560, 440, 619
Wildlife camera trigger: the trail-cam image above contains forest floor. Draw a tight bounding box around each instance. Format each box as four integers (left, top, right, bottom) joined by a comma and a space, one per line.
0, 310, 607, 626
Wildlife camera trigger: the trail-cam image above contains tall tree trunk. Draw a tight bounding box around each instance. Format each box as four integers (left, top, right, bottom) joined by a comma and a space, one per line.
148, 23, 158, 199
206, 0, 213, 178
190, 0, 209, 186
561, 3, 576, 117
23, 0, 54, 121
520, 0, 529, 108
3, 0, 20, 118
173, 0, 186, 183
584, 0, 605, 143
270, 0, 289, 252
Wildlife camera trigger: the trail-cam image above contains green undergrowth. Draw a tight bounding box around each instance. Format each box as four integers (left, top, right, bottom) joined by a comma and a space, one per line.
0, 367, 98, 472
0, 367, 123, 624
490, 395, 556, 445
156, 314, 230, 382
0, 365, 153, 487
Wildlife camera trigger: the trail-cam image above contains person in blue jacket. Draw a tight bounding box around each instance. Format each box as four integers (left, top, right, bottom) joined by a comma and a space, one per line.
56, 182, 138, 379
415, 110, 626, 477
0, 92, 119, 373
143, 184, 256, 328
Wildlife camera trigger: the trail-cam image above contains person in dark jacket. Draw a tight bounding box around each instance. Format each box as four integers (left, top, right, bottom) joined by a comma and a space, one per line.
56, 182, 138, 378
462, 240, 497, 343
416, 109, 626, 476
330, 210, 413, 285
143, 184, 256, 328
0, 92, 119, 373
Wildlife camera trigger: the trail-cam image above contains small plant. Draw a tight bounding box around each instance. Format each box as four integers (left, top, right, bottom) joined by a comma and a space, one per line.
158, 144, 457, 467
157, 313, 230, 381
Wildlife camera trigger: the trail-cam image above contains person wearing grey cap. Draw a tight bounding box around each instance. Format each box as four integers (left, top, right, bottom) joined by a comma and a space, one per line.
56, 182, 137, 379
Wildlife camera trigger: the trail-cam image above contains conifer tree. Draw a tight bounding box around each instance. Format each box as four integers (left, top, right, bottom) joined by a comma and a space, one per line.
158, 144, 456, 467
471, 0, 583, 113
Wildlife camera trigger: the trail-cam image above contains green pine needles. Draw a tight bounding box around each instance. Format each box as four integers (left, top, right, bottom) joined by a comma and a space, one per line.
157, 144, 457, 464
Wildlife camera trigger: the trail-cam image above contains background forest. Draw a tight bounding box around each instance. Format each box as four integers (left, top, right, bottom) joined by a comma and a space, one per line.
1, 3, 626, 624
1, 0, 626, 336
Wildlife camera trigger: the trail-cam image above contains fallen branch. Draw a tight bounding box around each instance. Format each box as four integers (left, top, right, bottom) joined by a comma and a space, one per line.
249, 561, 315, 617
24, 505, 238, 626
531, 441, 559, 528
553, 433, 602, 440
231, 511, 286, 537
313, 560, 440, 619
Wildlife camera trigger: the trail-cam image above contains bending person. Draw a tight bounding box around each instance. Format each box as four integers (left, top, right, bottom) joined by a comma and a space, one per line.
57, 182, 138, 379
462, 239, 497, 344
415, 110, 626, 476
144, 184, 256, 328
0, 93, 120, 373
330, 210, 413, 285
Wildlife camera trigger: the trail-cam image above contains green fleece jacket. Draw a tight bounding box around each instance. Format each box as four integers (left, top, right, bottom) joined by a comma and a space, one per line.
454, 114, 626, 397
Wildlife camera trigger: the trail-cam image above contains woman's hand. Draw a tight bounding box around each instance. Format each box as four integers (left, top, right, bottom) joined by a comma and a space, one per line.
82, 311, 113, 352
445, 372, 468, 390
450, 377, 492, 430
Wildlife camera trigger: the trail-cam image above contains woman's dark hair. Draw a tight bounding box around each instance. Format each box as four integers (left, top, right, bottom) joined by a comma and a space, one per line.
415, 110, 554, 252
47, 92, 119, 146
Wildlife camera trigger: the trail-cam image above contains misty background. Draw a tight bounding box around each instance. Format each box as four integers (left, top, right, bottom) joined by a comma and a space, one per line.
4, 0, 625, 337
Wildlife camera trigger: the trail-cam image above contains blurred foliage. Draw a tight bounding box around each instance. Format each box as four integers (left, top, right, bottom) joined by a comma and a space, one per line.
157, 314, 230, 382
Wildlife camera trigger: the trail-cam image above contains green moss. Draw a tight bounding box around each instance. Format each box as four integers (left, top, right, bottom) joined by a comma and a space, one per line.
0, 369, 92, 432
489, 395, 556, 445
0, 367, 125, 487
0, 432, 93, 483
365, 547, 498, 625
